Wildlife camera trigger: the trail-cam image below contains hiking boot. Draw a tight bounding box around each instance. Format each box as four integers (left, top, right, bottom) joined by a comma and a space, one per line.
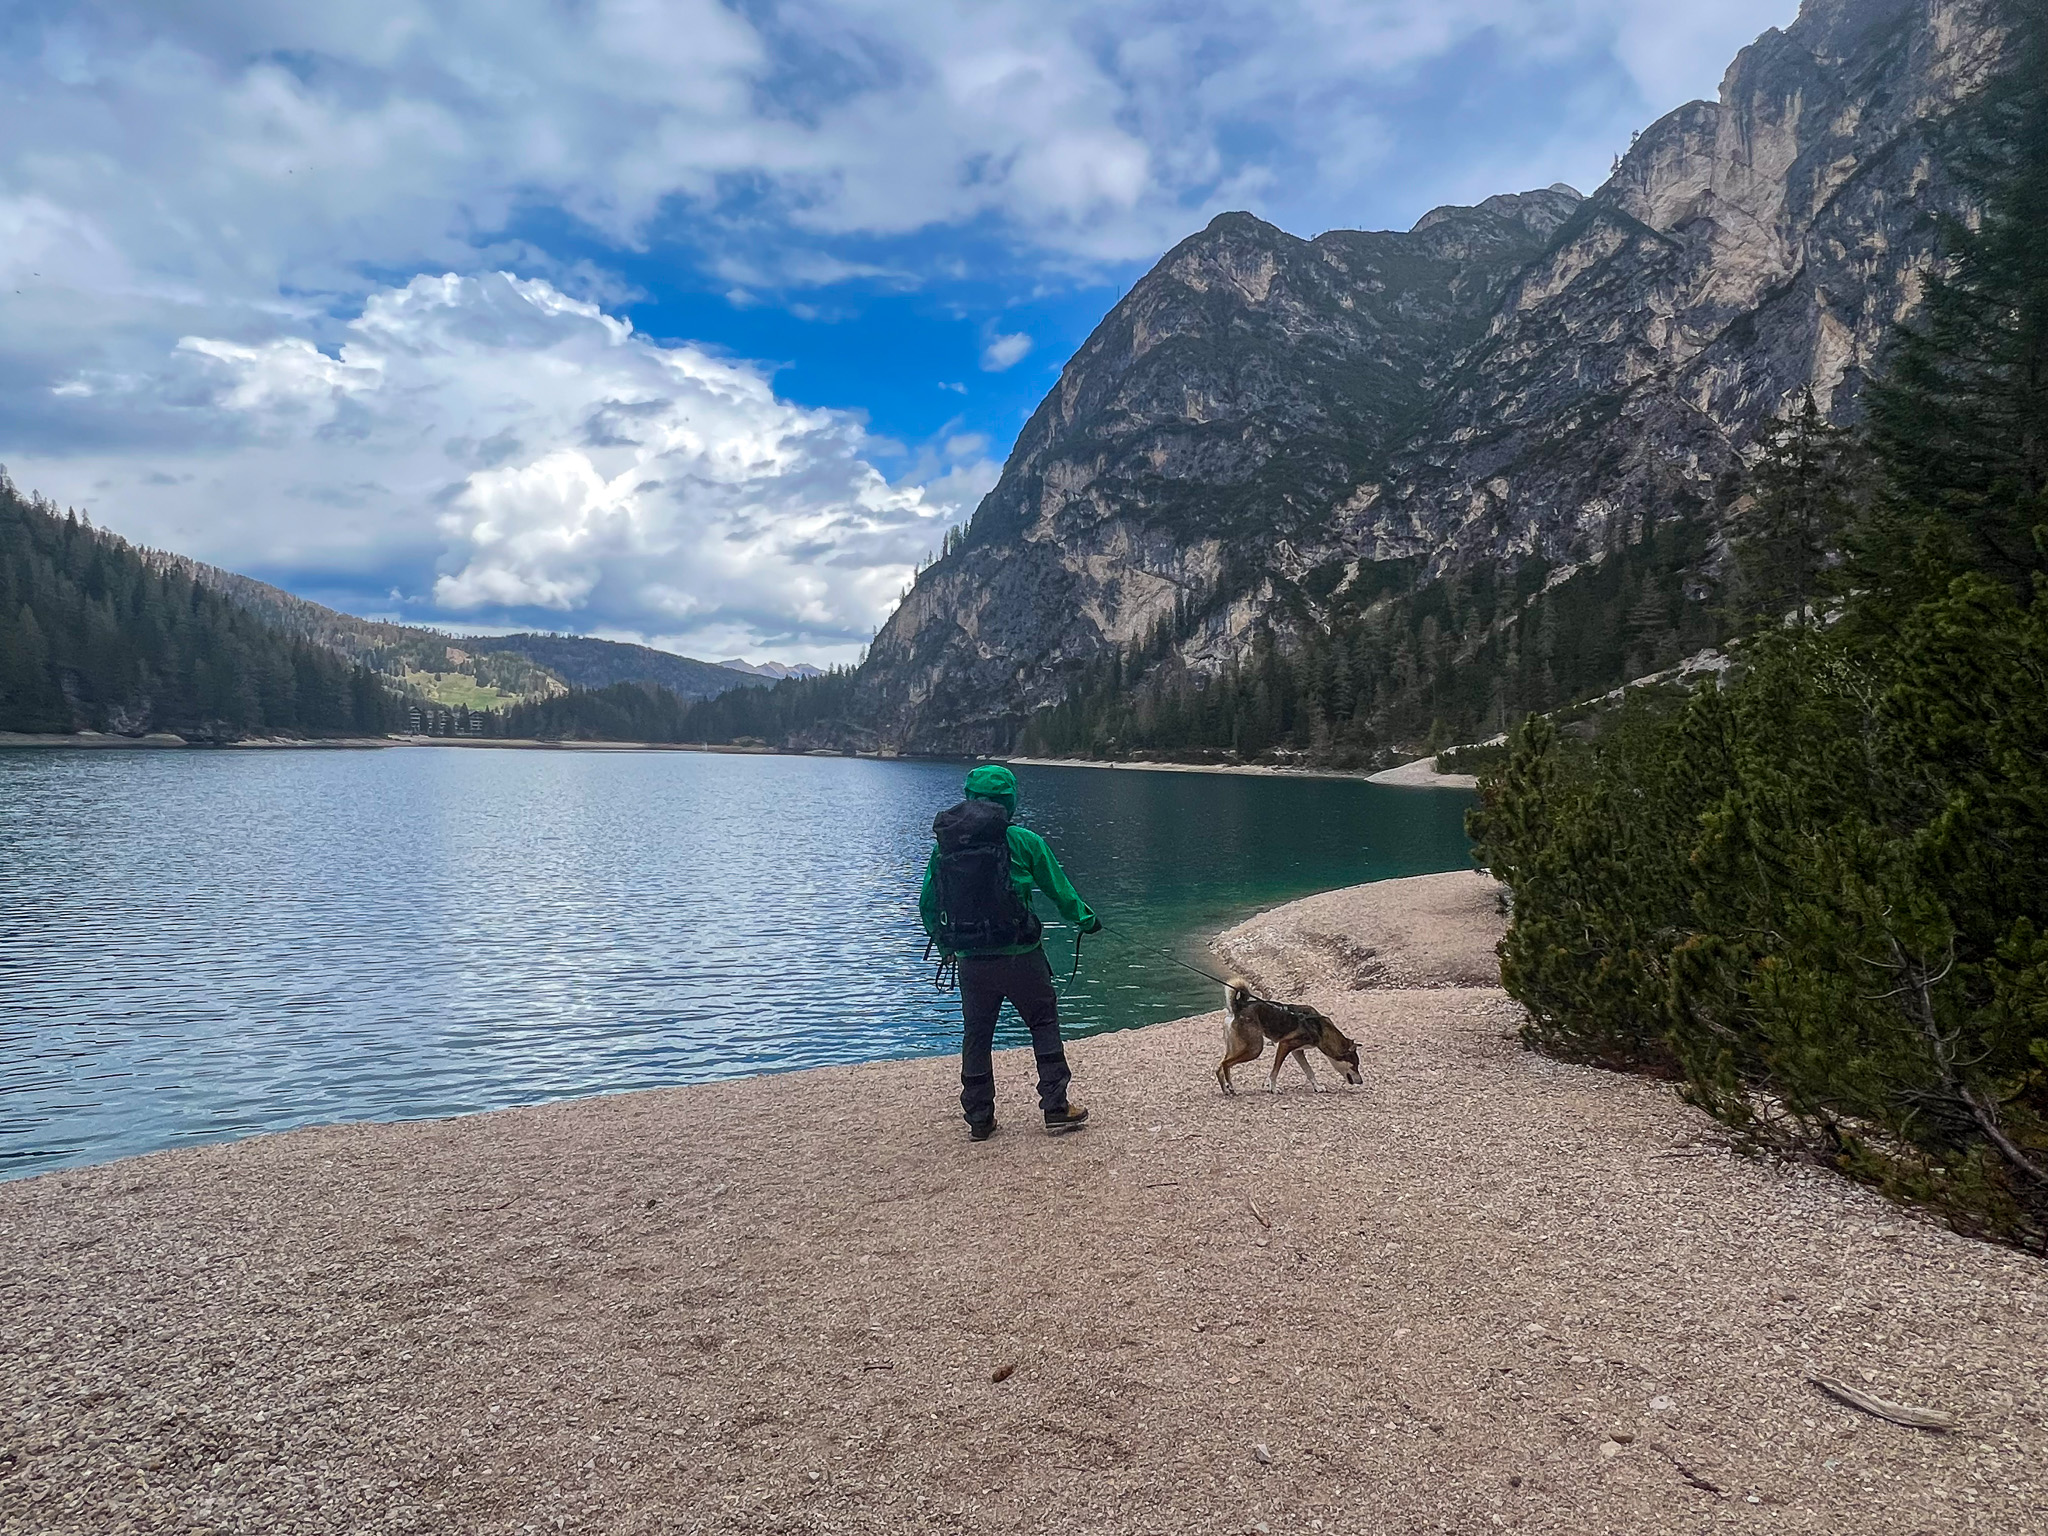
1043, 1103, 1090, 1135
968, 1118, 998, 1142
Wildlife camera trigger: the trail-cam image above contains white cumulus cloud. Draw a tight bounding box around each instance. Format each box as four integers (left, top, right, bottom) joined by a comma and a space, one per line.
980, 332, 1033, 372
12, 273, 979, 663
0, 0, 1806, 324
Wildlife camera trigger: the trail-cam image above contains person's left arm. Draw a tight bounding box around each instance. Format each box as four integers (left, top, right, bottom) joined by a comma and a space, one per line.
918, 847, 943, 944
1015, 828, 1098, 931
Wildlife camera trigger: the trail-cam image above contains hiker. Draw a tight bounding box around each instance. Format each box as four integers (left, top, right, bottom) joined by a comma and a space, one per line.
920, 763, 1100, 1141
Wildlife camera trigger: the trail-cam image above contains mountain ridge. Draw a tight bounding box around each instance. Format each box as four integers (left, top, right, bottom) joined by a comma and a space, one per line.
157, 558, 770, 706
856, 0, 2011, 757
718, 658, 826, 681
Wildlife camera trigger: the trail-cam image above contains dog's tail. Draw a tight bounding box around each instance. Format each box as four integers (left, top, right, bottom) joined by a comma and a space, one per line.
1224, 976, 1255, 1015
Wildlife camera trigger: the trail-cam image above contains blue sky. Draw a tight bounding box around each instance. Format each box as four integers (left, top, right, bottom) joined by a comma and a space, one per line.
0, 0, 1797, 665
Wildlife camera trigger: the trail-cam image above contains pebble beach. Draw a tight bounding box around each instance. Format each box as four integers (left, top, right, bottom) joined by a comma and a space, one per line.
3, 870, 2043, 1534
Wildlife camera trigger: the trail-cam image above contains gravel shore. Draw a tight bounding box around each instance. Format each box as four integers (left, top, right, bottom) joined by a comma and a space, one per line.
4, 871, 2043, 1534
1001, 755, 1479, 790
1360, 757, 1479, 790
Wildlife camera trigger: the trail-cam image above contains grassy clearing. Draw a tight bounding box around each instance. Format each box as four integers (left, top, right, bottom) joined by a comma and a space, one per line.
401, 670, 527, 711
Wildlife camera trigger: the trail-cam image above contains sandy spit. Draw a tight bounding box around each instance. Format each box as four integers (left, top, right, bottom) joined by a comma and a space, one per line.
4, 872, 2044, 1535
1006, 755, 1477, 791
1361, 757, 1478, 791
0, 731, 206, 749
1007, 754, 1377, 783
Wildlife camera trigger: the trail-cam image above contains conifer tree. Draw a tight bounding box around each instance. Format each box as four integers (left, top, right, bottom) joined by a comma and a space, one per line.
1471, 12, 2048, 1248
0, 475, 398, 738
1, 604, 65, 731
1733, 389, 1862, 628
1863, 0, 2048, 595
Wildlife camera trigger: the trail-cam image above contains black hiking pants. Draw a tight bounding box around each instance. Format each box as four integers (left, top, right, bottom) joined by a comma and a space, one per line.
957, 948, 1071, 1125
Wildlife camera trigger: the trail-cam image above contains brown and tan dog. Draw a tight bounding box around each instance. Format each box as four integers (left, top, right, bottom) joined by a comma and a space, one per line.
1215, 978, 1364, 1095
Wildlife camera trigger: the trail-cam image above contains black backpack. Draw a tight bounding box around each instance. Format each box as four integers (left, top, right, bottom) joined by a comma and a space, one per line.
930, 799, 1042, 953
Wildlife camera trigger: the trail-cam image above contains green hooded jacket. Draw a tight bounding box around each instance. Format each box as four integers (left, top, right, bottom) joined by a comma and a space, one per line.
919, 764, 1097, 956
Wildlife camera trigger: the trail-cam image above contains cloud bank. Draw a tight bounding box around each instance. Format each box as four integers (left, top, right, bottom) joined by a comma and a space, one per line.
0, 0, 1799, 658
15, 274, 979, 661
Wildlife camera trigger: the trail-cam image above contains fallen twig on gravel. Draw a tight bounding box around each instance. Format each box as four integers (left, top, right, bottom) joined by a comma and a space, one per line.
1248, 1197, 1271, 1229
1654, 1138, 1731, 1159
1809, 1375, 1954, 1430
1650, 1442, 1726, 1495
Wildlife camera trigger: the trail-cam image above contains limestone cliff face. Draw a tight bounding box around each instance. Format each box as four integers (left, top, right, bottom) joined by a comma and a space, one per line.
863, 0, 2007, 754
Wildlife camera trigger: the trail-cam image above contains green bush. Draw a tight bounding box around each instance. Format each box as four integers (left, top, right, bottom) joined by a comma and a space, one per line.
1473, 7, 2048, 1249
1475, 592, 2048, 1247
1433, 741, 1509, 775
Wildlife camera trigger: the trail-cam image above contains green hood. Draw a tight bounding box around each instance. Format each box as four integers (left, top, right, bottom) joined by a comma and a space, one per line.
963, 763, 1018, 818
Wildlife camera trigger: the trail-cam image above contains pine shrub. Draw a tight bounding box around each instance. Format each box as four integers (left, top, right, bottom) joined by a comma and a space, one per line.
1474, 6, 2048, 1248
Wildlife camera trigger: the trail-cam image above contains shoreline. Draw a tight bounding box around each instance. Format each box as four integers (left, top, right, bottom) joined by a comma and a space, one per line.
0, 731, 856, 757
1, 733, 1482, 787
5, 868, 2040, 1532
1009, 753, 1479, 790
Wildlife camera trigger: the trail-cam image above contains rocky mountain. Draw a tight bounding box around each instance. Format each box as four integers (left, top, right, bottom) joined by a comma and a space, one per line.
861, 0, 2011, 755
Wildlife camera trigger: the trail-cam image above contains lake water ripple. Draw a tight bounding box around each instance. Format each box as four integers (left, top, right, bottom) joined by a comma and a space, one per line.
1, 749, 1471, 1174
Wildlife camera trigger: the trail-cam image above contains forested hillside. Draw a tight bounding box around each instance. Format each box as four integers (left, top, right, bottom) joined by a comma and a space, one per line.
484, 669, 863, 746
1017, 513, 1726, 763
1473, 2, 2048, 1249
0, 482, 795, 744
0, 476, 398, 739
168, 564, 762, 708
484, 633, 769, 702
167, 560, 561, 702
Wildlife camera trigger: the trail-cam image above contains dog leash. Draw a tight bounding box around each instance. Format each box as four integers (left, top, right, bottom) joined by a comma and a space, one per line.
924, 917, 1243, 1000
1093, 922, 1311, 1017
1092, 920, 1239, 990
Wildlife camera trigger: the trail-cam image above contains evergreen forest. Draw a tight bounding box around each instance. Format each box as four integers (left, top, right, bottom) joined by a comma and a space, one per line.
0, 476, 398, 740
1015, 513, 1724, 764
1472, 7, 2048, 1249
483, 667, 864, 746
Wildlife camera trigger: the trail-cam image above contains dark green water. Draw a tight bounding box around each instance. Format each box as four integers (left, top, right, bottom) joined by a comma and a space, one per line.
0, 749, 1472, 1175
1016, 763, 1475, 1028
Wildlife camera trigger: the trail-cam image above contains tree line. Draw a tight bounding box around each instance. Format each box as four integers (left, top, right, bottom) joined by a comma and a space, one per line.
1472, 6, 2048, 1249
0, 477, 398, 740
1017, 510, 1725, 765
480, 667, 865, 745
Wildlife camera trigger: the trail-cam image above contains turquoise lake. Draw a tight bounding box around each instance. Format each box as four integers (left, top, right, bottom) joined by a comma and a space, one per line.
0, 749, 1473, 1175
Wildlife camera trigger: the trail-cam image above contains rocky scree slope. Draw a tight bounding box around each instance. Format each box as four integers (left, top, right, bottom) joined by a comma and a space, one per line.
861, 0, 2009, 755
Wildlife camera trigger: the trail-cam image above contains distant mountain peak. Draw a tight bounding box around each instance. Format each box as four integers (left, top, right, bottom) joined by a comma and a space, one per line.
719, 658, 825, 680
1408, 183, 1583, 236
